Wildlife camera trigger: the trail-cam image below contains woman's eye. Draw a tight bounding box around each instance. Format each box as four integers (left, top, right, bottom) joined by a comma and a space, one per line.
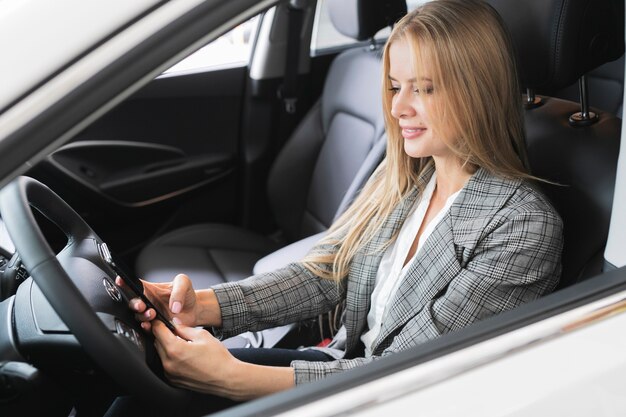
413, 86, 435, 95
388, 86, 400, 94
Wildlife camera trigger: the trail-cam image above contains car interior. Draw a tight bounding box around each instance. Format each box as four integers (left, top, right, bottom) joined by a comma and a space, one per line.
134, 0, 407, 289
138, 0, 625, 347
0, 0, 624, 416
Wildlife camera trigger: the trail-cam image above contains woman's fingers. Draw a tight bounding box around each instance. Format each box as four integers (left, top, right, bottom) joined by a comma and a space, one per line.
128, 297, 146, 312
169, 274, 192, 314
118, 274, 193, 333
169, 320, 205, 342
134, 308, 155, 322
117, 276, 150, 314
114, 276, 125, 288
152, 319, 180, 343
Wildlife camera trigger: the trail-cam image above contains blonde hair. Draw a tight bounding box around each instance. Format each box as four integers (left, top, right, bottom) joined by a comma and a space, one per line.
302, 0, 530, 280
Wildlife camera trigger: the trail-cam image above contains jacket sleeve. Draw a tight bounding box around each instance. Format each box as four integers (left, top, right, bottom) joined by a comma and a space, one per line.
211, 262, 345, 338
291, 202, 563, 384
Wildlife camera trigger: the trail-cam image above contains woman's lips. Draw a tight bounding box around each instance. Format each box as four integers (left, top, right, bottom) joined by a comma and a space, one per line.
401, 127, 427, 140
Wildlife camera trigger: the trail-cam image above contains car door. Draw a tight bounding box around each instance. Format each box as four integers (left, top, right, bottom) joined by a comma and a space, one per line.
22, 0, 367, 263
24, 7, 324, 261
24, 20, 256, 256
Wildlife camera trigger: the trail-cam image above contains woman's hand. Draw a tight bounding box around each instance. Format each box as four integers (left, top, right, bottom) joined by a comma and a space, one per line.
116, 273, 220, 331
152, 321, 295, 400
152, 320, 240, 398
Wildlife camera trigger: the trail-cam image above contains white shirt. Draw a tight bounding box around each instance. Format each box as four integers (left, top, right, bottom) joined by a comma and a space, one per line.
360, 173, 462, 356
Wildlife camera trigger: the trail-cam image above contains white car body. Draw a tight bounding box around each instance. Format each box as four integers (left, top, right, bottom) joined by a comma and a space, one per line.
280, 291, 626, 416
0, 0, 625, 416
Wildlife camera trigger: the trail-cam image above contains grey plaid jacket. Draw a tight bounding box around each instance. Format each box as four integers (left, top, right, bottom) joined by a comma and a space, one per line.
212, 166, 563, 385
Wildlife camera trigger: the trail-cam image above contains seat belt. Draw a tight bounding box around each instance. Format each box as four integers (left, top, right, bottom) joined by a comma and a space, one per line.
278, 0, 307, 115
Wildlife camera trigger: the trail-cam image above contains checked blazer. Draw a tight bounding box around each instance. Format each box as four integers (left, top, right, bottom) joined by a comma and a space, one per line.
211, 165, 564, 385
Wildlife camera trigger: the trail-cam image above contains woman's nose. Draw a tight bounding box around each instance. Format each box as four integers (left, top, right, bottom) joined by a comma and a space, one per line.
391, 91, 416, 119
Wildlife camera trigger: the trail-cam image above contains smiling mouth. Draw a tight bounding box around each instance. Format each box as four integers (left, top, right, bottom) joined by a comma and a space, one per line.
401, 127, 427, 139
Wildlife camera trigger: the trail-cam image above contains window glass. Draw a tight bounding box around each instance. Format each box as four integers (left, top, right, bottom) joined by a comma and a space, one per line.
163, 15, 260, 75
310, 0, 430, 54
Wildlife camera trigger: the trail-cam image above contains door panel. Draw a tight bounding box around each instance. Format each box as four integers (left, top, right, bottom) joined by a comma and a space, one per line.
48, 141, 234, 207
27, 67, 247, 261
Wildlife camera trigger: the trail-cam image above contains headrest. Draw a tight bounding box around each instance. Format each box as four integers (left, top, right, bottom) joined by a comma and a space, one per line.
327, 0, 407, 41
488, 0, 624, 91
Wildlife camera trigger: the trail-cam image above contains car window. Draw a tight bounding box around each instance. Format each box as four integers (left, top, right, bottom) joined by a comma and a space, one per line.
310, 0, 431, 55
162, 15, 260, 75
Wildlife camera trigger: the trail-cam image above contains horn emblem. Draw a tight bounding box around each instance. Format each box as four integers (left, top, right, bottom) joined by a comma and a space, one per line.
102, 277, 122, 303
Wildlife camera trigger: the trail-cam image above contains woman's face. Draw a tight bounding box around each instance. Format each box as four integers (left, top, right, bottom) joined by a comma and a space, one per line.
388, 39, 453, 160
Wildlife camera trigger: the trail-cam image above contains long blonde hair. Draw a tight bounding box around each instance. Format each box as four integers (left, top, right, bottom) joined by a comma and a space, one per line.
302, 0, 530, 281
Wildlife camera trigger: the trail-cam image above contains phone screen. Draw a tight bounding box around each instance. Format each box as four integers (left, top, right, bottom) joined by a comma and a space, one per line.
98, 242, 177, 333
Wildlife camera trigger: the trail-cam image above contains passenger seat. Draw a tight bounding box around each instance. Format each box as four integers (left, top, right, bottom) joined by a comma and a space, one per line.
136, 0, 407, 287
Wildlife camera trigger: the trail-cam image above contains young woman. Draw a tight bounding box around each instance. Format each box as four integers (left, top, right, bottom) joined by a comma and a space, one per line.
123, 0, 563, 402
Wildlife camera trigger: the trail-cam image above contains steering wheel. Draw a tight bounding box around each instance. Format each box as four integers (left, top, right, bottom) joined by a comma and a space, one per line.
0, 176, 184, 404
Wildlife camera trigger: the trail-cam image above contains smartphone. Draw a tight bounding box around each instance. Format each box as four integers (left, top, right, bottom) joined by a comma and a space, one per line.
98, 242, 177, 333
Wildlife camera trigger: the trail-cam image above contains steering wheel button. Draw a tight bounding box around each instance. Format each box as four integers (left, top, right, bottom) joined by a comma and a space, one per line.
115, 320, 134, 340
131, 329, 144, 351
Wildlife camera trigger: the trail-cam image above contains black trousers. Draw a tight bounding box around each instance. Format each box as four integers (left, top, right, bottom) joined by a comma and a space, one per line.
230, 347, 332, 366
105, 348, 333, 417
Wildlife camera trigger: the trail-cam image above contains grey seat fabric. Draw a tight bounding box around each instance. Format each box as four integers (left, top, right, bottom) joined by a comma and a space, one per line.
254, 135, 387, 274
266, 49, 388, 240
488, 0, 624, 287
136, 0, 407, 287
135, 224, 283, 286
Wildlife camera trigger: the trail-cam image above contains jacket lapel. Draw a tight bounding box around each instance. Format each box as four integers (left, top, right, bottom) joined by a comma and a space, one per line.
343, 163, 435, 353
373, 212, 459, 351
449, 168, 522, 258
372, 168, 522, 353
